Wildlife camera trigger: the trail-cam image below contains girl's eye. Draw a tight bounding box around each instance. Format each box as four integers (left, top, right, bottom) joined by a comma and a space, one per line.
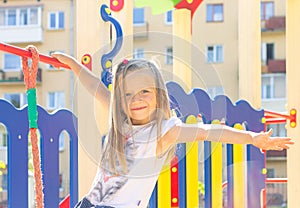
125, 93, 131, 97
141, 89, 150, 94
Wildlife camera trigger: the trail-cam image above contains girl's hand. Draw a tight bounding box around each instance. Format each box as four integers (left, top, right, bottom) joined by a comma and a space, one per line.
252, 129, 294, 150
51, 52, 77, 66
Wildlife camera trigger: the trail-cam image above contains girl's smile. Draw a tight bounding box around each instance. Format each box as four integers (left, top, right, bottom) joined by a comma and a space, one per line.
131, 106, 147, 111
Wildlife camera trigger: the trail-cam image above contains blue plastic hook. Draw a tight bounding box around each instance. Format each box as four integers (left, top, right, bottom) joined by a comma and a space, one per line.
100, 4, 123, 87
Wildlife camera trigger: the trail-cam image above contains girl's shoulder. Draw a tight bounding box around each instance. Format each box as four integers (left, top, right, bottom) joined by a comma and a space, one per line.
161, 116, 182, 135
163, 116, 182, 126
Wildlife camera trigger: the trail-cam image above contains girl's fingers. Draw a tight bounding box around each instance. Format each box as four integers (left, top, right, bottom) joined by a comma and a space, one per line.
50, 53, 59, 58
271, 137, 293, 143
267, 128, 273, 136
271, 138, 294, 150
279, 144, 290, 149
274, 147, 284, 151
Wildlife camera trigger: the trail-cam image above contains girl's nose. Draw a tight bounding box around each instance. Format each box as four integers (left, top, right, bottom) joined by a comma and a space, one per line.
132, 93, 142, 101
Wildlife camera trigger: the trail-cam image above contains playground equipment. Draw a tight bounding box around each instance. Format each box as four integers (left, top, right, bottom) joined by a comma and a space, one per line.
0, 51, 265, 207
0, 60, 291, 207
150, 82, 266, 208
0, 99, 78, 208
0, 0, 296, 207
0, 43, 70, 69
0, 41, 290, 208
22, 46, 44, 208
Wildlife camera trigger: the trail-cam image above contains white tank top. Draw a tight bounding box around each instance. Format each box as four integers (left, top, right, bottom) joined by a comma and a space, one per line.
85, 116, 181, 208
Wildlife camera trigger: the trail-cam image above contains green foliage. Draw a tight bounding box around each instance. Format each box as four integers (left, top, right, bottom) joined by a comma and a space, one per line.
134, 0, 181, 14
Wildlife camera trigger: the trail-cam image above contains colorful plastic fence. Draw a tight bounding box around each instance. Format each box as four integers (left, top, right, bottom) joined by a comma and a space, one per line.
149, 82, 265, 208
0, 81, 265, 208
0, 99, 78, 208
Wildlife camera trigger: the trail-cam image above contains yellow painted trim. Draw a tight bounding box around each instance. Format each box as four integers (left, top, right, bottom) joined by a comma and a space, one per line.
158, 167, 171, 208
233, 144, 245, 208
211, 142, 223, 208
186, 142, 199, 208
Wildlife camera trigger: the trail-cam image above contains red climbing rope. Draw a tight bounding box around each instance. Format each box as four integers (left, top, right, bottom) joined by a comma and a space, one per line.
22, 46, 44, 208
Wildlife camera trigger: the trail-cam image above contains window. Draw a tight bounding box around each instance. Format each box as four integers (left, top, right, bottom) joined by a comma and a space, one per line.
0, 7, 40, 27
8, 9, 16, 26
0, 130, 7, 147
47, 92, 65, 109
261, 74, 286, 100
48, 50, 65, 69
19, 8, 38, 26
59, 173, 64, 189
0, 10, 5, 26
266, 168, 275, 178
48, 51, 55, 69
261, 43, 274, 65
3, 54, 21, 71
165, 10, 173, 24
133, 8, 144, 25
1, 172, 7, 190
29, 8, 38, 25
4, 93, 27, 108
48, 12, 65, 30
59, 132, 65, 151
133, 48, 144, 59
261, 1, 274, 20
165, 47, 173, 65
206, 45, 223, 63
19, 9, 28, 25
206, 4, 223, 22
267, 124, 286, 137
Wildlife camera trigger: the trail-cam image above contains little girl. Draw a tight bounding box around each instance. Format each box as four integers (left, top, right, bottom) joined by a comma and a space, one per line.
51, 53, 293, 208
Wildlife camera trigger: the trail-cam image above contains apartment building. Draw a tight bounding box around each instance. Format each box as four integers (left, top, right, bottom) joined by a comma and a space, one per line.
260, 1, 288, 205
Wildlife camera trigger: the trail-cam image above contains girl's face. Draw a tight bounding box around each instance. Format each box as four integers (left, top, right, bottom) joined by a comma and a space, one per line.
121, 69, 157, 125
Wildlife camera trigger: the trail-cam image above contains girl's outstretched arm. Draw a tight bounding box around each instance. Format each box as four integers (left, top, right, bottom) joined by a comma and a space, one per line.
51, 52, 110, 112
159, 123, 294, 154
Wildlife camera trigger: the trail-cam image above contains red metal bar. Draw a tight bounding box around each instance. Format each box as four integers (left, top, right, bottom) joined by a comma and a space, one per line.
266, 178, 287, 183
0, 42, 71, 69
264, 110, 290, 120
264, 115, 285, 119
265, 118, 287, 125
264, 109, 297, 127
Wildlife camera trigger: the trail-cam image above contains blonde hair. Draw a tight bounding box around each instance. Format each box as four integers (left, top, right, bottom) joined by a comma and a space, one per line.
100, 59, 174, 174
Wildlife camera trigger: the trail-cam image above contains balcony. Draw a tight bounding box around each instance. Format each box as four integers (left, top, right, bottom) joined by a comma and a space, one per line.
267, 59, 286, 73
0, 68, 42, 84
262, 16, 285, 32
0, 26, 43, 44
267, 149, 286, 159
0, 6, 43, 43
133, 22, 149, 39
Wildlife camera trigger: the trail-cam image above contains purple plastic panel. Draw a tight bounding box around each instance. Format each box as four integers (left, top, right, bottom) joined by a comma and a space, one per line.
38, 107, 78, 208
0, 99, 78, 208
0, 99, 29, 207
